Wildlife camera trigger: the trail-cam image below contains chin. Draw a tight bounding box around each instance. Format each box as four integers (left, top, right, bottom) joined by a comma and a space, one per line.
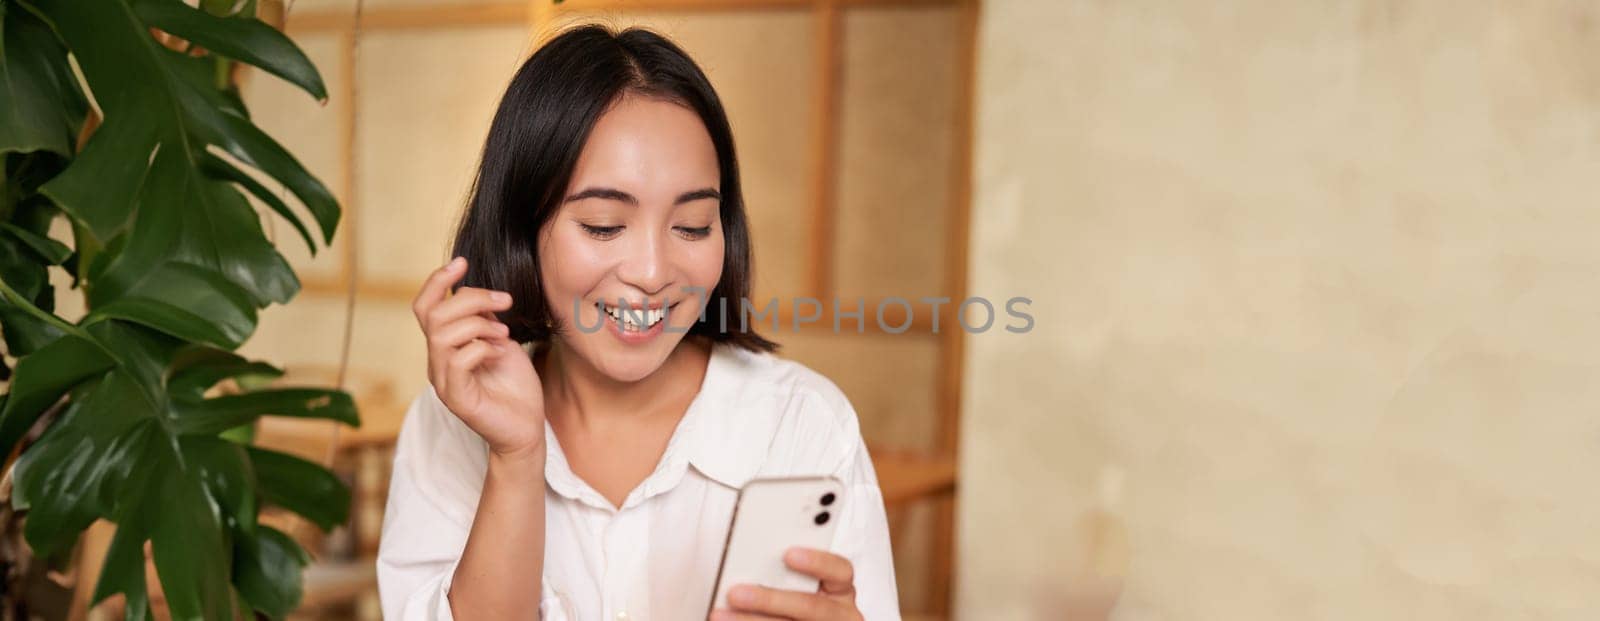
598, 357, 661, 383
594, 337, 681, 383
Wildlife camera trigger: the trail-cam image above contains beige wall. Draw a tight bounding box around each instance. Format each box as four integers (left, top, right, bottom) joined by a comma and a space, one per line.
957, 1, 1600, 619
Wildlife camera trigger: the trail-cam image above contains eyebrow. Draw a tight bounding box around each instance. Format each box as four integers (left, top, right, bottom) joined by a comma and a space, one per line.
562, 186, 721, 206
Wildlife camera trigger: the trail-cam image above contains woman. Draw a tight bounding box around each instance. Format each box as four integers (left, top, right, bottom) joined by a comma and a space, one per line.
376, 24, 900, 620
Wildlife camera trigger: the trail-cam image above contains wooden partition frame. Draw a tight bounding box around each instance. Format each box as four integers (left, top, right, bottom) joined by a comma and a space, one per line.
282, 0, 978, 614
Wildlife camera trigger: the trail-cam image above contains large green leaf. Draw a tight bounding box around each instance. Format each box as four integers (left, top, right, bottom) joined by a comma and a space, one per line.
189, 88, 339, 247
80, 428, 238, 621
0, 235, 47, 315
93, 510, 153, 621
4, 2, 356, 618
0, 0, 87, 157
131, 0, 326, 101
78, 134, 300, 313
11, 323, 357, 619
0, 193, 63, 316
175, 387, 358, 435
84, 318, 186, 404
201, 152, 318, 255
184, 434, 259, 535
2, 151, 71, 236
0, 330, 113, 458
12, 371, 156, 558
249, 445, 350, 531
0, 303, 62, 356
234, 525, 308, 619
150, 445, 238, 621
0, 226, 64, 356
0, 221, 69, 264
167, 344, 284, 399
31, 0, 335, 310
85, 259, 259, 349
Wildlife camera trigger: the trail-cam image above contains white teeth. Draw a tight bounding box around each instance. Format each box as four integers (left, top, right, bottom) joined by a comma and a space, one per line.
598, 303, 667, 332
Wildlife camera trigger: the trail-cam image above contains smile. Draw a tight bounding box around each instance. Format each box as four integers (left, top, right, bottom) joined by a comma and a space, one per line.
598, 302, 677, 333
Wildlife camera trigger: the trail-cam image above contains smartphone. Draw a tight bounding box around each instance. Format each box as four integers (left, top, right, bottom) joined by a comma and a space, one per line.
707, 476, 845, 614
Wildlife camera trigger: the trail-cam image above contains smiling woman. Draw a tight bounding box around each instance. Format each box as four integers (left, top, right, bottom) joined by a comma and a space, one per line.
376, 24, 900, 621
532, 93, 734, 381
447, 25, 771, 357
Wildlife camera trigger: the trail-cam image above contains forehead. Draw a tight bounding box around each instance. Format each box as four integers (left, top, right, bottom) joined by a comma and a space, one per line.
566, 94, 720, 194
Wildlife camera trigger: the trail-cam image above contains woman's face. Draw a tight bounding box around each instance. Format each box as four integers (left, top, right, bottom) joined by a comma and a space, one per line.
537, 94, 725, 383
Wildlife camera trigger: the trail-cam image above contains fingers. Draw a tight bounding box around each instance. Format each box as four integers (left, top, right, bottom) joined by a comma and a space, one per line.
431, 316, 511, 352
445, 339, 497, 400
412, 257, 467, 321
785, 548, 856, 596
424, 286, 513, 334
716, 550, 859, 620
724, 585, 846, 620
412, 258, 514, 331
428, 317, 511, 387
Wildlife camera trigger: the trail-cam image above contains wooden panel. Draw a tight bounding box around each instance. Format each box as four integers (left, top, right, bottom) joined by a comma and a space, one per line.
931, 2, 977, 615
833, 5, 961, 301
238, 32, 350, 285
872, 448, 956, 507
832, 8, 967, 615
353, 26, 532, 285
546, 9, 817, 301
360, 0, 504, 8
286, 0, 356, 13
297, 1, 529, 30
285, 0, 966, 32
807, 0, 840, 299
777, 332, 941, 450
889, 497, 937, 613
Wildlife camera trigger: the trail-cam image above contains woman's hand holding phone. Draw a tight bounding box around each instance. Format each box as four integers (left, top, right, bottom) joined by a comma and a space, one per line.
712, 548, 864, 621
413, 256, 545, 459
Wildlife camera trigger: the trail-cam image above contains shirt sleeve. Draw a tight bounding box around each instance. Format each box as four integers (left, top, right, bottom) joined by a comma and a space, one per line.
376, 387, 488, 621
831, 441, 904, 621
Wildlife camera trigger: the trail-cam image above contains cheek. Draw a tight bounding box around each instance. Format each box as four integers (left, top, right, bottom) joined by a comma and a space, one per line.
686, 232, 726, 289
538, 228, 611, 313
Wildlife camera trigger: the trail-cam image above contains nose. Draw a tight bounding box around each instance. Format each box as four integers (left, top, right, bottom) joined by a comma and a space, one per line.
615, 226, 670, 295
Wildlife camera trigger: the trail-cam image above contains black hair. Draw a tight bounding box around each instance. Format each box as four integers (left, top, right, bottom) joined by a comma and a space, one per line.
451, 23, 777, 353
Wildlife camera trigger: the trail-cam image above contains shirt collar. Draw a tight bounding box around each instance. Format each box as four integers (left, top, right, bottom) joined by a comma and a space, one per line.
681, 343, 776, 490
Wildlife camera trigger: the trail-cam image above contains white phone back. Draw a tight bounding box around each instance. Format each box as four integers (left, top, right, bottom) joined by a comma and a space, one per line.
709, 476, 845, 613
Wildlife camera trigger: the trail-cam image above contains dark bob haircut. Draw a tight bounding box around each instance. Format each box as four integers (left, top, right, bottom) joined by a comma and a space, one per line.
451, 24, 777, 353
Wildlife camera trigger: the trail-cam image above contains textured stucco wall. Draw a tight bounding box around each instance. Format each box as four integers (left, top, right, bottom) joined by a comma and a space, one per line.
957, 1, 1600, 619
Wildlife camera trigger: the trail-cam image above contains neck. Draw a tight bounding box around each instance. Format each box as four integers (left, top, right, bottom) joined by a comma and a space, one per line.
538, 337, 711, 431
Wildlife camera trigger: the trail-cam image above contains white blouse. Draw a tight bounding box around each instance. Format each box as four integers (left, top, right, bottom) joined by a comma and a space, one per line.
376, 343, 902, 620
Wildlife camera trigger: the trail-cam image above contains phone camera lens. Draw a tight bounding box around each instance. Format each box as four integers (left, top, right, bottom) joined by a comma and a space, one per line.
814, 512, 831, 525
820, 493, 836, 506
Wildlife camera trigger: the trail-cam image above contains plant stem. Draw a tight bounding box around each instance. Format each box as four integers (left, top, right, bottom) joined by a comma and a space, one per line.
214, 56, 232, 91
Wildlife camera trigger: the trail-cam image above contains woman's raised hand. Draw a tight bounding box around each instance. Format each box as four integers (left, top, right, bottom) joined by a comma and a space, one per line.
413, 257, 546, 458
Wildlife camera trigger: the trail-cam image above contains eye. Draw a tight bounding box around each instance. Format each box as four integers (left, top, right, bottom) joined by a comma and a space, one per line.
579, 223, 623, 240
674, 225, 713, 240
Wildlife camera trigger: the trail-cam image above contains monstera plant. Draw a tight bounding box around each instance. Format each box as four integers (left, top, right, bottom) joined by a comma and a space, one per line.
0, 0, 357, 618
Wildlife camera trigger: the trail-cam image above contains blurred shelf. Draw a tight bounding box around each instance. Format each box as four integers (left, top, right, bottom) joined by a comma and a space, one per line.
251, 364, 407, 461
254, 416, 400, 461
298, 560, 377, 611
